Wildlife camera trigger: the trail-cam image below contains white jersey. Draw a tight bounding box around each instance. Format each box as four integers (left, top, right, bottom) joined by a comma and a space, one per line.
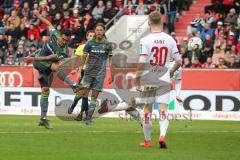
138, 32, 181, 85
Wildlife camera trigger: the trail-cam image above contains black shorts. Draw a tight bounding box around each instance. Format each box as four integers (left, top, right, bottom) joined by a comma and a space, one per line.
33, 61, 53, 88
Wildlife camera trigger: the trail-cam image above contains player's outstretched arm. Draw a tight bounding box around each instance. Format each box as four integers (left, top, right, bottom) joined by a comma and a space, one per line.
33, 10, 53, 29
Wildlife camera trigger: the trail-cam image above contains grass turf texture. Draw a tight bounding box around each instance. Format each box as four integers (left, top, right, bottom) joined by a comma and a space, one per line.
0, 115, 239, 160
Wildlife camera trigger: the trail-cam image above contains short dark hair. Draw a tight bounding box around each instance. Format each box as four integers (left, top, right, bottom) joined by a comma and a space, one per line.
95, 23, 105, 30
86, 30, 94, 37
61, 29, 71, 37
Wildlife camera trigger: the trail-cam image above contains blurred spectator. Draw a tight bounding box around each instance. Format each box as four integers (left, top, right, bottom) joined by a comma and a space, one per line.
61, 11, 70, 29
7, 10, 21, 28
180, 37, 189, 49
224, 45, 239, 63
7, 35, 17, 47
103, 1, 117, 27
6, 43, 16, 60
225, 8, 238, 24
17, 36, 27, 51
83, 13, 95, 32
69, 9, 80, 30
135, 1, 147, 15
69, 19, 85, 48
203, 34, 214, 48
187, 13, 204, 36
115, 0, 123, 8
226, 31, 236, 47
180, 46, 189, 60
182, 57, 192, 68
236, 13, 240, 30
205, 0, 222, 14
165, 0, 178, 33
21, 16, 31, 28
76, 2, 85, 15
228, 56, 240, 68
214, 21, 225, 40
222, 0, 235, 14
2, 0, 14, 14
201, 23, 214, 42
236, 38, 240, 54
217, 58, 228, 68
5, 23, 18, 37
49, 3, 61, 19
84, 3, 93, 15
214, 34, 227, 51
0, 33, 8, 64
191, 58, 202, 68
28, 23, 41, 41
204, 11, 214, 27
5, 55, 15, 65
32, 2, 39, 12
15, 23, 28, 39
15, 45, 25, 65
26, 34, 38, 49
124, 0, 135, 15
199, 44, 213, 63
212, 46, 225, 65
202, 57, 216, 68
39, 1, 49, 13
92, 0, 105, 23
52, 12, 63, 28
19, 2, 30, 18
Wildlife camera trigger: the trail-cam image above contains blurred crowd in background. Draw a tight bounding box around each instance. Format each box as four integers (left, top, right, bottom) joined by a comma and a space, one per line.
0, 0, 239, 68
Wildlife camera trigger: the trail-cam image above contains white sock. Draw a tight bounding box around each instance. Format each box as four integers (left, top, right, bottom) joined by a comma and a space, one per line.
175, 79, 182, 97
159, 110, 169, 137
143, 113, 152, 141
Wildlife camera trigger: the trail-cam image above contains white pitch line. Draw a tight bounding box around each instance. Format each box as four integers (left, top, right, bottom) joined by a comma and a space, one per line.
0, 130, 240, 134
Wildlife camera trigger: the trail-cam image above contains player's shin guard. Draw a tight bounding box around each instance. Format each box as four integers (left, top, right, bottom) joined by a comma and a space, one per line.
159, 110, 169, 137
40, 92, 49, 119
142, 113, 152, 141
56, 69, 76, 89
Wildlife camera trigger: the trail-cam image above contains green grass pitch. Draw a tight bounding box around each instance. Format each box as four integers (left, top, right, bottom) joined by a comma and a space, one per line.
0, 115, 239, 160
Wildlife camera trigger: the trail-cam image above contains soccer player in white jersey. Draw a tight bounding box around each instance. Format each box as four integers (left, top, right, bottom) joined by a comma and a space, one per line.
135, 11, 182, 148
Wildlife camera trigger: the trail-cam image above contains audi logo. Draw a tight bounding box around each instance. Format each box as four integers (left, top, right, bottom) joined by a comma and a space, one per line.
0, 71, 23, 87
